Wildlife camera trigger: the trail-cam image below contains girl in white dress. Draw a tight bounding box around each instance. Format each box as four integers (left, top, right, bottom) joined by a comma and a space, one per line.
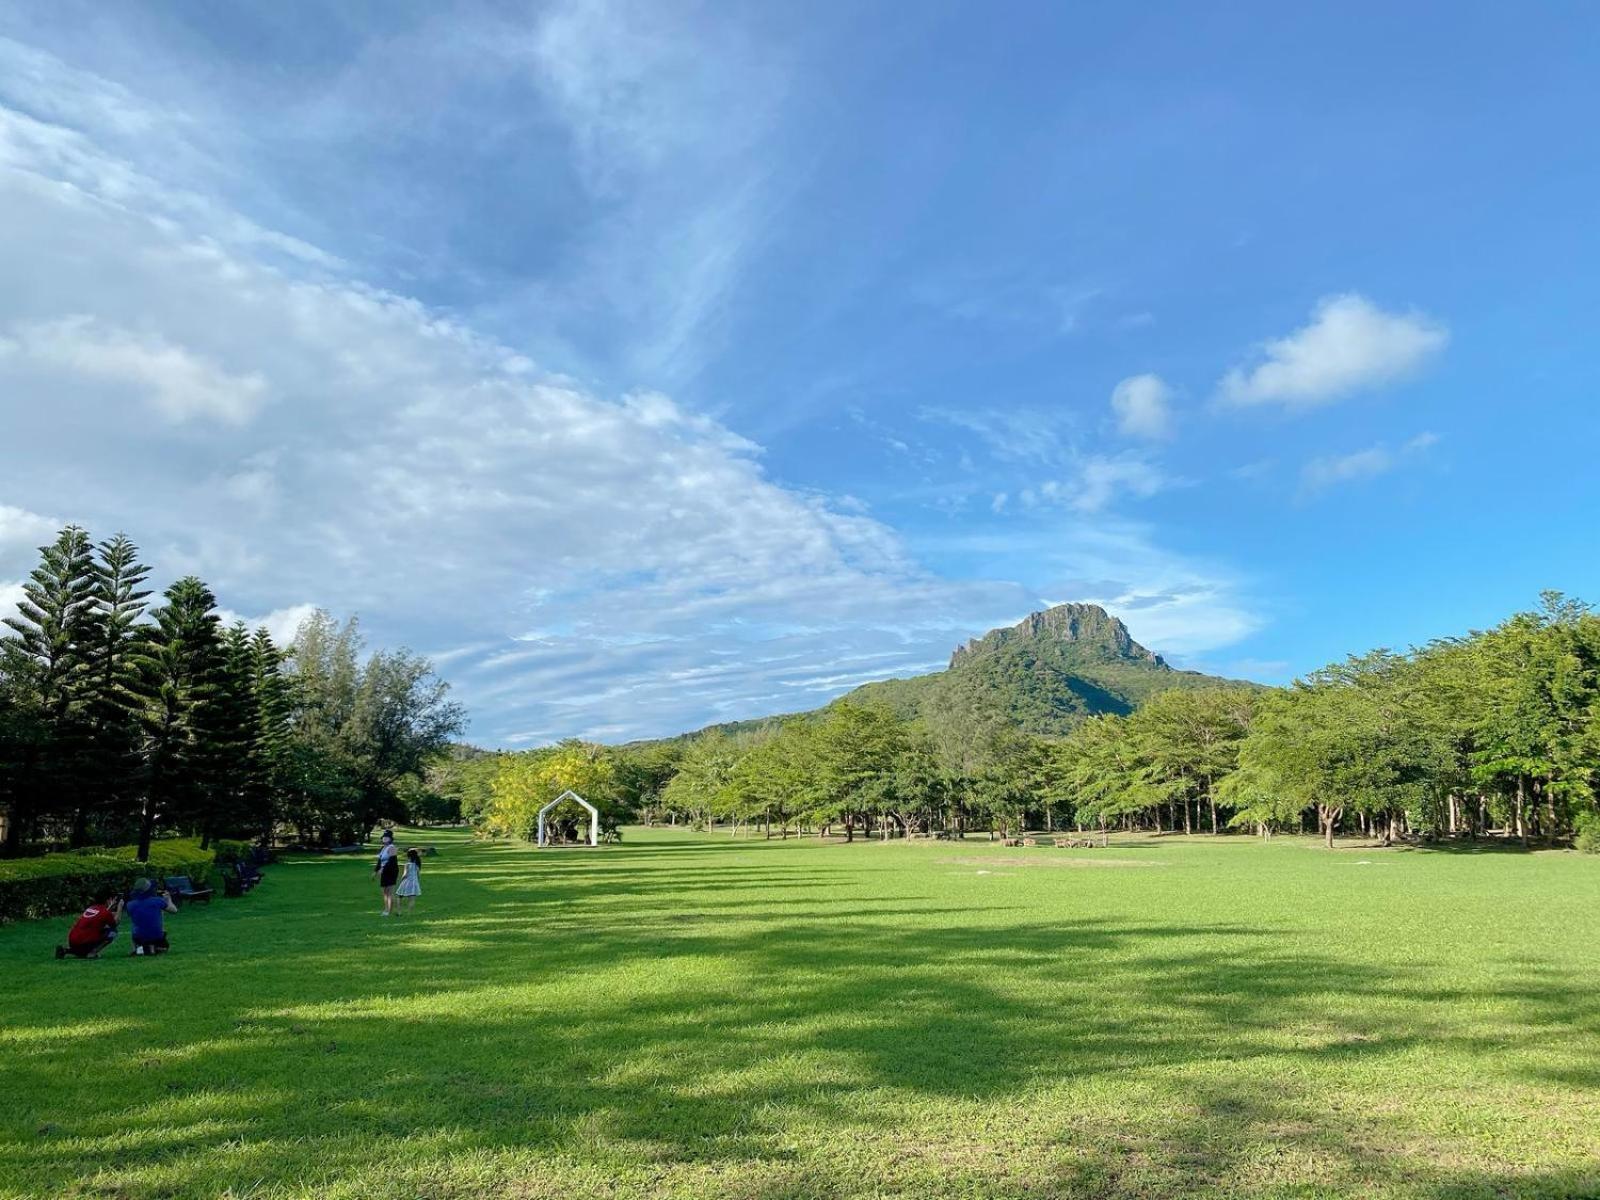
395, 848, 422, 914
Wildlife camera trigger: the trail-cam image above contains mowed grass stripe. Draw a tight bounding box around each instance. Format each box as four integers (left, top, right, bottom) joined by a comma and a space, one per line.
2, 827, 1597, 1199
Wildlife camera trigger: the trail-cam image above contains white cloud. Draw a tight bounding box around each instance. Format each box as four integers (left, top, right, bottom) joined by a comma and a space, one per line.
215, 603, 320, 647
1110, 373, 1173, 440
0, 580, 25, 628
1, 316, 267, 425
925, 521, 1261, 658
1220, 293, 1448, 409
0, 25, 1263, 742
1017, 455, 1171, 515
1301, 446, 1395, 492
1299, 432, 1439, 496
0, 502, 58, 559
0, 70, 1042, 741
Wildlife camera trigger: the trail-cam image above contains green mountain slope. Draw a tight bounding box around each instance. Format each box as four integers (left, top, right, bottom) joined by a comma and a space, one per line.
843, 602, 1237, 736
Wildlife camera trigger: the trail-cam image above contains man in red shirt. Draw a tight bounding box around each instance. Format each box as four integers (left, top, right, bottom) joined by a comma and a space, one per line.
56, 889, 122, 959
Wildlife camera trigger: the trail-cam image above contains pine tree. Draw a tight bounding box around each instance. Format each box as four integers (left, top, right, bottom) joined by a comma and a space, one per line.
137, 576, 224, 860
0, 526, 98, 852
249, 627, 293, 843
81, 533, 154, 844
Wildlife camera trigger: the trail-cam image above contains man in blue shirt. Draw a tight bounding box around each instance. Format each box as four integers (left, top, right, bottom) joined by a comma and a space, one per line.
125, 879, 177, 956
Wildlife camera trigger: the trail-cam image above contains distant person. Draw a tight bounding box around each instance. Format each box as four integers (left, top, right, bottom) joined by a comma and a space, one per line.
374, 829, 399, 916
125, 879, 176, 956
395, 848, 422, 915
55, 889, 122, 959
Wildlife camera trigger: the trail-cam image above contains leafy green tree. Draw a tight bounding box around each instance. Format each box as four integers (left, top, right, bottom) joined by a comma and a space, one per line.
1131, 687, 1255, 834
484, 740, 617, 840
809, 703, 906, 837
660, 730, 740, 828
285, 611, 463, 840
1469, 595, 1598, 842
427, 746, 501, 826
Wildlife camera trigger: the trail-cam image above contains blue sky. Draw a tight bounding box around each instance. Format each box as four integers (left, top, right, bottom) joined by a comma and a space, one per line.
1, 2, 1597, 743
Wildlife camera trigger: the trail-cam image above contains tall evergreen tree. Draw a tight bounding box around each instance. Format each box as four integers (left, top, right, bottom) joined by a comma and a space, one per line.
80, 533, 153, 844
249, 626, 293, 843
137, 576, 224, 860
0, 526, 98, 852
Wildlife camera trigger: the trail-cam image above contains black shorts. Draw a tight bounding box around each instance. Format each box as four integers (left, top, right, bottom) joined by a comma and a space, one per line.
379, 862, 399, 887
132, 934, 169, 953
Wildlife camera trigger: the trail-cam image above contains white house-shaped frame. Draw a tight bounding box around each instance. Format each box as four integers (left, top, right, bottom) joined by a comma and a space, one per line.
537, 789, 599, 847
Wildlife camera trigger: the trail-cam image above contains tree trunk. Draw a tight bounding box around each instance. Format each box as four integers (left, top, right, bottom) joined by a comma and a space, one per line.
1321, 804, 1342, 850
1183, 800, 1192, 835
1209, 786, 1218, 835
137, 799, 157, 862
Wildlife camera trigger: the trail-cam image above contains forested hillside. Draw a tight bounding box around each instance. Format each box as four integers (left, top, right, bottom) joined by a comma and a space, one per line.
847, 602, 1240, 737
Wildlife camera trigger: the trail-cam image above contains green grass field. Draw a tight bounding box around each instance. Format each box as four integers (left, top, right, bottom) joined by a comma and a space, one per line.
3, 828, 1598, 1200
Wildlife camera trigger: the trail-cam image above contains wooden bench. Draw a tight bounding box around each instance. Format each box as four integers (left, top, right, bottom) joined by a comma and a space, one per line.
220, 863, 260, 897
164, 875, 212, 906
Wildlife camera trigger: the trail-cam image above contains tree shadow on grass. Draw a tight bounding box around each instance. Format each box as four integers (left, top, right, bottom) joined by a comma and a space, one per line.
4, 838, 1599, 1199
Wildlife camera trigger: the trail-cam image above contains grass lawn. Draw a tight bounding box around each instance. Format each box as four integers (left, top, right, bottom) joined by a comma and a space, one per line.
2, 827, 1598, 1199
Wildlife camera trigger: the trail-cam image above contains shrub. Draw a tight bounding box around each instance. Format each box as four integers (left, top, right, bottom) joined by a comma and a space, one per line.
209, 839, 253, 866
110, 839, 218, 887
1575, 812, 1600, 855
0, 853, 140, 924
0, 839, 218, 924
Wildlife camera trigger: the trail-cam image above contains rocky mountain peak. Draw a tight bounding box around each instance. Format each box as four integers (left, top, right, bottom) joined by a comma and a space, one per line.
948, 603, 1165, 670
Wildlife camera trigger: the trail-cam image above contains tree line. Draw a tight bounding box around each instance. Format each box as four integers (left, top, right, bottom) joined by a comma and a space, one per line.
466, 594, 1600, 851
0, 526, 464, 859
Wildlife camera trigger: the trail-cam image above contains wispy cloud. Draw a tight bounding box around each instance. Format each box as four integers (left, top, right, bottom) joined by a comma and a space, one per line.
0, 55, 1041, 741
919, 406, 1072, 466
1299, 431, 1440, 496
1110, 373, 1174, 440
1220, 293, 1448, 409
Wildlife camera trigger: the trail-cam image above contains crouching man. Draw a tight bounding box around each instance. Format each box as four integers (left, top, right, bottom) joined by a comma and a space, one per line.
56, 890, 122, 959
125, 879, 177, 956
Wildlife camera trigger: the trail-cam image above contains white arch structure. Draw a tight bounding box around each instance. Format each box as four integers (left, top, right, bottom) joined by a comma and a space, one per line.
537, 789, 599, 848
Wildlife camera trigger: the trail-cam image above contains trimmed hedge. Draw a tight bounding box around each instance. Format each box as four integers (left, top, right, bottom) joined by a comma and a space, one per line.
0, 838, 217, 924
210, 838, 253, 866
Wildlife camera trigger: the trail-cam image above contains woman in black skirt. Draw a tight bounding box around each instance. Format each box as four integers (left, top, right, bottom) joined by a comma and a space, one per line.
373, 829, 400, 917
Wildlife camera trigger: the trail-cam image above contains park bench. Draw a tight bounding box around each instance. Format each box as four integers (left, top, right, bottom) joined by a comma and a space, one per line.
164, 875, 212, 906
236, 859, 264, 887
220, 863, 260, 897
